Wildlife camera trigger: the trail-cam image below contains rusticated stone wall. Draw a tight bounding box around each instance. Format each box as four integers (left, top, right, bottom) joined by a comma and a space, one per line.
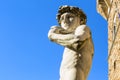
97, 0, 120, 80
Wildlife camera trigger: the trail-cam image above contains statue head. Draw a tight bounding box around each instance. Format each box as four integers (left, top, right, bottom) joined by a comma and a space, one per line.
57, 5, 87, 25
56, 5, 87, 32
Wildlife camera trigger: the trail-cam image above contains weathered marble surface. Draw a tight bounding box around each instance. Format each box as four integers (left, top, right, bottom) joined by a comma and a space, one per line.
48, 5, 94, 80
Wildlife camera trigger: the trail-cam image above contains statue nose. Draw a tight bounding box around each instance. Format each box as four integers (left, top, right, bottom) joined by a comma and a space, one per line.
63, 16, 69, 23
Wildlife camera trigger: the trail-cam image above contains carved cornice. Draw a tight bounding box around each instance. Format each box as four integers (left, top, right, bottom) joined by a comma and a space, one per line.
97, 0, 110, 20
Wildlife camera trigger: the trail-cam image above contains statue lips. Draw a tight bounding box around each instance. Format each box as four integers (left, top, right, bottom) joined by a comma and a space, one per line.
61, 23, 70, 30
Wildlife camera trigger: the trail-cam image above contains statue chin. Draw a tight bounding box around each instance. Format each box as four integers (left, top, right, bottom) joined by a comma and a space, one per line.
62, 27, 72, 33
61, 24, 78, 33
61, 26, 69, 30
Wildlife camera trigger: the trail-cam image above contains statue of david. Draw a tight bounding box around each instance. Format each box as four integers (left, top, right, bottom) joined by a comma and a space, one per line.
48, 5, 94, 80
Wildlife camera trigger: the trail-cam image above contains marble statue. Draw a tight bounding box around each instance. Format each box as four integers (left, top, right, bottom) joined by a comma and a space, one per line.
48, 5, 94, 80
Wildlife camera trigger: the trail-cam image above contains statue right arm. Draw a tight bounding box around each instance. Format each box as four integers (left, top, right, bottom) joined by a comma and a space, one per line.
48, 27, 83, 51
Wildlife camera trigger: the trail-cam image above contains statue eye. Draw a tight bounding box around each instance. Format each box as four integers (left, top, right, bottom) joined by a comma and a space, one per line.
69, 16, 74, 22
60, 16, 64, 22
60, 16, 64, 20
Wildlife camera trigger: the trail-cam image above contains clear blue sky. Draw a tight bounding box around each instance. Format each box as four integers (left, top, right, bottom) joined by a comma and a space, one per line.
0, 0, 108, 80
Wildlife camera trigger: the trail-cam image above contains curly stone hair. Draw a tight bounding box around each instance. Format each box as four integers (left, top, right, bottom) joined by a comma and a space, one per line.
56, 5, 87, 25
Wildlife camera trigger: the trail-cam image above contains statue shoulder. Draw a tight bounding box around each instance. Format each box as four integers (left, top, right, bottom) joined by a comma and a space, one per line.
76, 25, 89, 31
75, 25, 90, 35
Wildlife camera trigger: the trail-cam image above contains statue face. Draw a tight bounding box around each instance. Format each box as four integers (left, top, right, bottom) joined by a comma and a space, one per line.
60, 13, 80, 32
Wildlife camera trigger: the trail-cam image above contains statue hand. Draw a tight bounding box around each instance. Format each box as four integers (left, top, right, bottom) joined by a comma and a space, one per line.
50, 26, 72, 34
69, 38, 79, 44
51, 25, 59, 29
48, 26, 61, 38
50, 26, 64, 34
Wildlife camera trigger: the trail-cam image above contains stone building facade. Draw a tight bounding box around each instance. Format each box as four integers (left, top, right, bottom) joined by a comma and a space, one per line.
97, 0, 120, 80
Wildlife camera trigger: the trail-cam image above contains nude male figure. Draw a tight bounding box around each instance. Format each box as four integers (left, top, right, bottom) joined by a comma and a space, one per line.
48, 5, 94, 80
